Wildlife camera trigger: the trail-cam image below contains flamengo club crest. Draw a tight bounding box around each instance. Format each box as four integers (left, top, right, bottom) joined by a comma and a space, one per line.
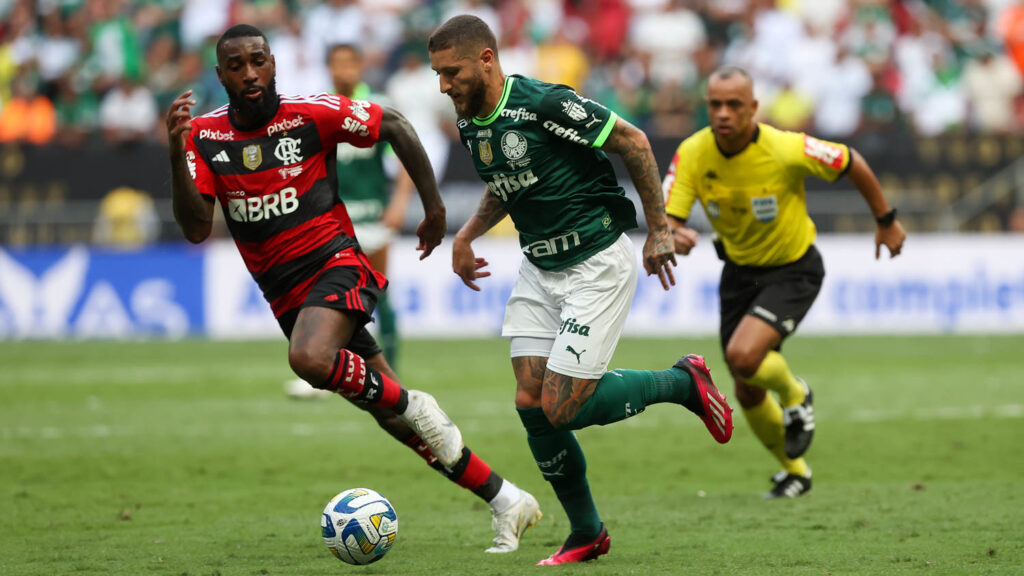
242, 144, 262, 170
478, 139, 493, 166
274, 137, 303, 165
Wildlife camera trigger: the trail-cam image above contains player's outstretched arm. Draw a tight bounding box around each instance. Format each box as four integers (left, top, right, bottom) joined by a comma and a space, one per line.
846, 148, 906, 259
166, 90, 214, 244
601, 117, 676, 290
378, 105, 446, 259
452, 189, 507, 291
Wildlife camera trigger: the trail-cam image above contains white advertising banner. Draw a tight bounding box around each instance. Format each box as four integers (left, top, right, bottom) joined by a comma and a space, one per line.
7, 234, 1012, 340
378, 234, 1024, 337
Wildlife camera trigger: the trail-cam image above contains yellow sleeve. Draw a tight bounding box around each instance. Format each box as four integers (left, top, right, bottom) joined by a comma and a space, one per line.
787, 132, 851, 182
662, 142, 697, 221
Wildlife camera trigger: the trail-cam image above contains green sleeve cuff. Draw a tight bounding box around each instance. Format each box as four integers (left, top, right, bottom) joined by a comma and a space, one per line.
592, 111, 618, 148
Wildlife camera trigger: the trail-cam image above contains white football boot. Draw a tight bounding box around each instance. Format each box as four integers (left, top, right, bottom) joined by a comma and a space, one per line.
401, 390, 464, 468
486, 489, 542, 553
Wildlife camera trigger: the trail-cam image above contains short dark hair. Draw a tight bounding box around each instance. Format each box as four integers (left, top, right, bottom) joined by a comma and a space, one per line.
428, 15, 498, 55
326, 43, 361, 65
216, 24, 267, 54
710, 66, 752, 82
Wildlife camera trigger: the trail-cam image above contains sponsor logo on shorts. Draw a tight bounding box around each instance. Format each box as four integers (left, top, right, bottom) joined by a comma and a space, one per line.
565, 345, 587, 363
559, 317, 590, 337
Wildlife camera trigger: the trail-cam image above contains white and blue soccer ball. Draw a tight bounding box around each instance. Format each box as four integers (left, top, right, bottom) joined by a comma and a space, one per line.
321, 488, 398, 565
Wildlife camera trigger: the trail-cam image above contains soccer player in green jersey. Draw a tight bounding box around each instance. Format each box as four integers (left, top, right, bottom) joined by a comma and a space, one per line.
663, 67, 906, 498
428, 15, 735, 565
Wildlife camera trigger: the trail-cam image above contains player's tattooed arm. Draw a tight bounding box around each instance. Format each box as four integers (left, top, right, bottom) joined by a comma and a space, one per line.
601, 117, 676, 290
451, 190, 506, 291
379, 106, 446, 258
541, 371, 599, 429
467, 188, 509, 235
166, 90, 214, 244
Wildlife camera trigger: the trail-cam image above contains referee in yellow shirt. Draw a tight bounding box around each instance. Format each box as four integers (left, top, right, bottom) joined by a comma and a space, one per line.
663, 67, 906, 498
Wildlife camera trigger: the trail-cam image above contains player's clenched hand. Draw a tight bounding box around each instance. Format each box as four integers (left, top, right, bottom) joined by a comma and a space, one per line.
416, 208, 447, 260
452, 238, 490, 291
672, 226, 699, 255
643, 226, 677, 291
166, 90, 196, 155
875, 220, 906, 260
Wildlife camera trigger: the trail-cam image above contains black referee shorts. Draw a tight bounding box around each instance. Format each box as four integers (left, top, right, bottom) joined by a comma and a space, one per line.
719, 245, 824, 351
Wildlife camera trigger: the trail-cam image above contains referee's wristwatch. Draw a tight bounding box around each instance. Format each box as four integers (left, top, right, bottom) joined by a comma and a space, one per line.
876, 208, 897, 227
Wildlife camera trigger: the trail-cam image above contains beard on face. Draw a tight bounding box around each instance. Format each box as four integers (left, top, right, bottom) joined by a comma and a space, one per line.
461, 74, 487, 118
227, 77, 279, 127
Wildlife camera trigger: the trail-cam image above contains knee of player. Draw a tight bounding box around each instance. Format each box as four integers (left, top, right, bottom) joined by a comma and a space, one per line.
287, 345, 334, 387
734, 380, 767, 409
724, 345, 762, 379
540, 398, 573, 430
514, 387, 541, 410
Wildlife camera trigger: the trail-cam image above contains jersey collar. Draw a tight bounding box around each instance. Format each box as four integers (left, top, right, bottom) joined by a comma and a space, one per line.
715, 124, 760, 159
472, 75, 514, 126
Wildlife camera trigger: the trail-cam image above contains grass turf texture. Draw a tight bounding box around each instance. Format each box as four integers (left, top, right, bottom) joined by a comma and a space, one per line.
2, 336, 1022, 575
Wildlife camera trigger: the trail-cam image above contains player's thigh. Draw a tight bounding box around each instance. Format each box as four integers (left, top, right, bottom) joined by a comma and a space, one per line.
547, 234, 638, 380
288, 264, 385, 373
718, 262, 761, 353
288, 306, 360, 378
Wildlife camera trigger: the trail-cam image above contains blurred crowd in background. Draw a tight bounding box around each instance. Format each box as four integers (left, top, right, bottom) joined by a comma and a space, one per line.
1, 0, 1024, 150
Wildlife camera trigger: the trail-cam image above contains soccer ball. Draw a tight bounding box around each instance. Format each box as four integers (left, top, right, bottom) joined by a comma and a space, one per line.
321, 488, 398, 565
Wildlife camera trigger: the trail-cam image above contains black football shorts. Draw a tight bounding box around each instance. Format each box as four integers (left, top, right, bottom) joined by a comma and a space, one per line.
718, 245, 825, 351
276, 264, 385, 359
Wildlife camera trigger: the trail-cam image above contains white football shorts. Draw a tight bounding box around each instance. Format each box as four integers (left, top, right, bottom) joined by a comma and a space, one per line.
503, 233, 637, 380
353, 221, 394, 255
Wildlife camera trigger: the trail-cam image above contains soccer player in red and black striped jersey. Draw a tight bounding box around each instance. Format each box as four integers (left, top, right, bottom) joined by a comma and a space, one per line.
165, 24, 540, 553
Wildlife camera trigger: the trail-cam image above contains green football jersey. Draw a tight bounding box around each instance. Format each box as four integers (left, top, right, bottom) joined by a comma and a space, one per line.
456, 75, 637, 270
337, 83, 390, 226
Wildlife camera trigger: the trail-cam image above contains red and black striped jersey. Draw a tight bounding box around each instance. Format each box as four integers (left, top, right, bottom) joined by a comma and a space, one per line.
184, 94, 387, 316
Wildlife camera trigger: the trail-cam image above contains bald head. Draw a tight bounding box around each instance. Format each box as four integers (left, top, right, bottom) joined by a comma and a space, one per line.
708, 66, 753, 98
706, 66, 758, 152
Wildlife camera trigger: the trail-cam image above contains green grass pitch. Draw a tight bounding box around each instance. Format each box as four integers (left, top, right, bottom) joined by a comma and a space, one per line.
2, 336, 1023, 575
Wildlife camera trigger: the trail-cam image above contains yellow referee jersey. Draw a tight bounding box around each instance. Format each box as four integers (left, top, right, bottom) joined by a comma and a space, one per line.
663, 123, 850, 267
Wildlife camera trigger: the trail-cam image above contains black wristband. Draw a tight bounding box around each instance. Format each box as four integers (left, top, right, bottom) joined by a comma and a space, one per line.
876, 208, 897, 226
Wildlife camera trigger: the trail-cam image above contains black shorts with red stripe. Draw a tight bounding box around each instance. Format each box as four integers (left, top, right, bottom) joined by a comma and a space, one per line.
276, 263, 386, 359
